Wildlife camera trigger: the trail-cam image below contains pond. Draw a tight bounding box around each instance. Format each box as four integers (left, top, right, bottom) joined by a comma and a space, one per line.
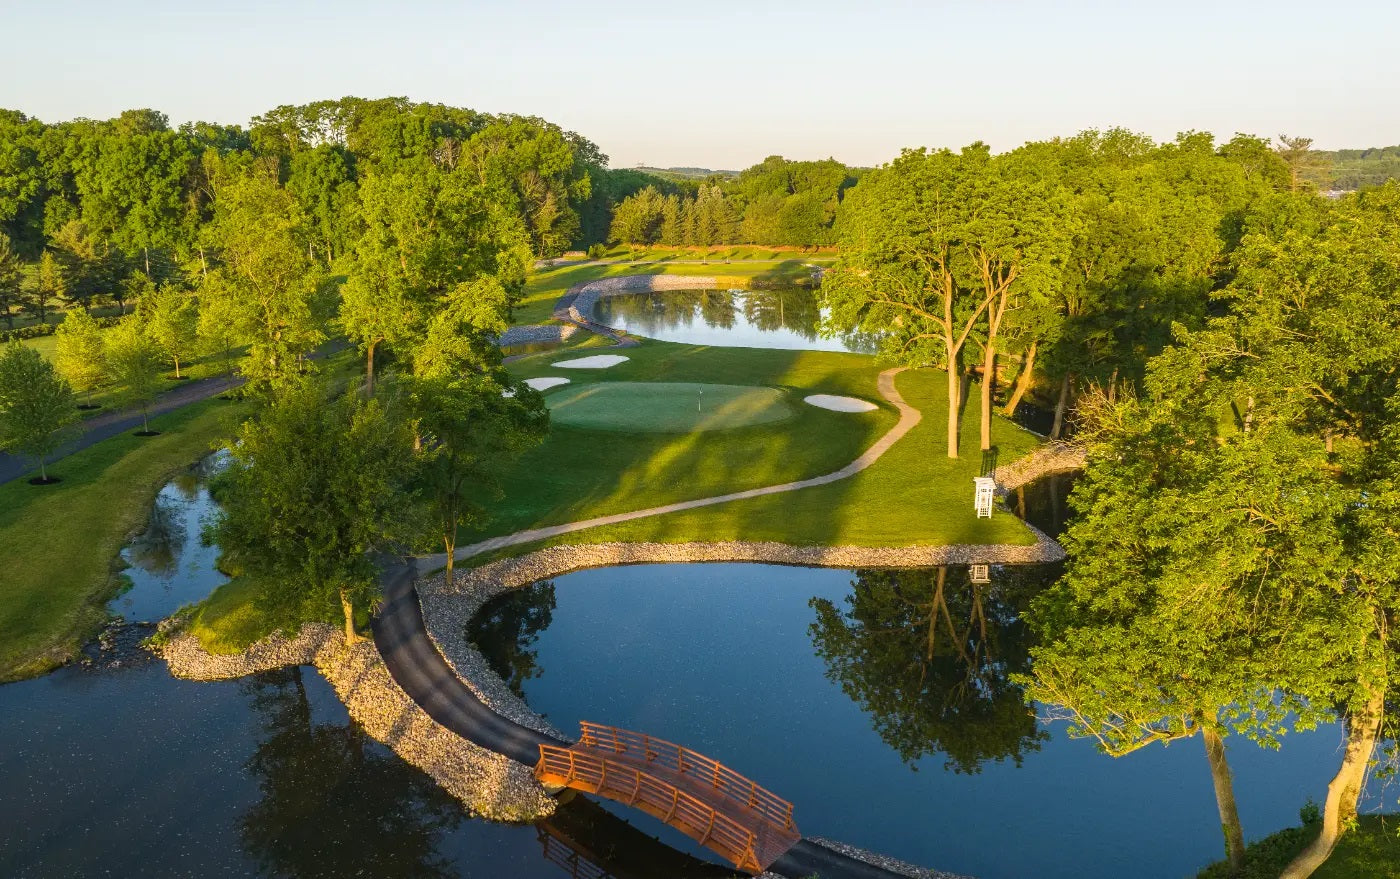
0, 457, 736, 879
591, 287, 876, 353
470, 557, 1380, 879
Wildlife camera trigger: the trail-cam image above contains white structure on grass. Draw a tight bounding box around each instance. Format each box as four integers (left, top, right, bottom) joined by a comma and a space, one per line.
974, 476, 996, 519
969, 564, 991, 584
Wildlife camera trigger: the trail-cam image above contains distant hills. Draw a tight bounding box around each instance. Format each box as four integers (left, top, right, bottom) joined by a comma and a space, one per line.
631, 166, 737, 181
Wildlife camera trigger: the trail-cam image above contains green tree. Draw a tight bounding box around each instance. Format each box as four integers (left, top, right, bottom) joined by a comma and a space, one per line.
104, 315, 163, 433
195, 275, 246, 380
213, 381, 418, 643
29, 250, 65, 324
144, 284, 199, 378
207, 168, 327, 389
0, 343, 77, 481
53, 308, 106, 406
409, 373, 548, 583
0, 231, 24, 328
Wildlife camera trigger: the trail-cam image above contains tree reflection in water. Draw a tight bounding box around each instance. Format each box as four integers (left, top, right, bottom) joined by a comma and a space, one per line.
125, 493, 186, 577
467, 581, 557, 698
239, 668, 465, 878
809, 565, 1058, 773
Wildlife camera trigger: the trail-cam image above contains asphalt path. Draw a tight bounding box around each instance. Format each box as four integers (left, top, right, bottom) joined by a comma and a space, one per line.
0, 370, 242, 485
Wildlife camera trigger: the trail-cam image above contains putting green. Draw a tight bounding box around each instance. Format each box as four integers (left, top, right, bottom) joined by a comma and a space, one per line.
546, 382, 794, 433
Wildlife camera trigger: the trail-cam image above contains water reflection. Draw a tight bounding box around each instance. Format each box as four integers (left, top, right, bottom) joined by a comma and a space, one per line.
593, 288, 874, 353
112, 451, 230, 623
1011, 472, 1078, 538
468, 581, 557, 698
240, 667, 468, 878
809, 566, 1054, 773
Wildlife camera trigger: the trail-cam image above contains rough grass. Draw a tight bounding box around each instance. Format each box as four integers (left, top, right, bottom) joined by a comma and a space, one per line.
0, 396, 249, 681
1196, 815, 1400, 878
471, 367, 1039, 557
546, 381, 795, 433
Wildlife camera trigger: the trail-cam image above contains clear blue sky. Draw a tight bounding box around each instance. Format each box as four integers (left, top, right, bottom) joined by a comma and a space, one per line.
2, 0, 1396, 169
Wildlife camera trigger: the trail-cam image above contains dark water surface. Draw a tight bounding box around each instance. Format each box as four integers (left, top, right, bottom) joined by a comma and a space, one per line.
0, 458, 732, 879
593, 288, 876, 353
471, 561, 1378, 879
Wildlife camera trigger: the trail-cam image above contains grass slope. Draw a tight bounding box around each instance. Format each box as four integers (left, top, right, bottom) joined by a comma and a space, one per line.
1197, 815, 1400, 878
0, 396, 248, 681
466, 339, 896, 542
547, 382, 794, 433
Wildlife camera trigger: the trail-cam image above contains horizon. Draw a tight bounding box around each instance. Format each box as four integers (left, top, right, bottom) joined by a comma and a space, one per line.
2, 0, 1397, 170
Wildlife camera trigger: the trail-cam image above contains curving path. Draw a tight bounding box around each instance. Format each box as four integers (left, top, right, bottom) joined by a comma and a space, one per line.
416, 367, 920, 572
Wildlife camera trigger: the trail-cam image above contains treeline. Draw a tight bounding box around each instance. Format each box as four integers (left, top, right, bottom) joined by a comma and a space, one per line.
607, 155, 859, 247
1315, 144, 1400, 190
0, 98, 613, 332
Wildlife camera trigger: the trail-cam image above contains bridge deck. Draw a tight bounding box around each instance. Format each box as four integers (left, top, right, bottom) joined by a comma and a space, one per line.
535, 722, 800, 873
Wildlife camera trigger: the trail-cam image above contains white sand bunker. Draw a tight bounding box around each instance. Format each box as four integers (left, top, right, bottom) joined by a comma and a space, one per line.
524, 376, 571, 391
804, 394, 878, 413
551, 354, 630, 369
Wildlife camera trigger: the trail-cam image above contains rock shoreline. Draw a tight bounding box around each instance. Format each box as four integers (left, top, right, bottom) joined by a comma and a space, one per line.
566, 274, 723, 327
991, 441, 1086, 492
158, 623, 554, 822
417, 534, 1067, 751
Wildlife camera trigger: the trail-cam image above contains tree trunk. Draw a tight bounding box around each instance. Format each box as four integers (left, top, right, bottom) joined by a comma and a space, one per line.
443, 533, 456, 586
1203, 726, 1246, 874
143, 247, 150, 276
173, 355, 182, 379
946, 363, 961, 459
1280, 685, 1386, 879
980, 345, 996, 452
1051, 373, 1073, 440
365, 340, 377, 397
340, 589, 358, 645
1002, 340, 1037, 417
38, 456, 47, 481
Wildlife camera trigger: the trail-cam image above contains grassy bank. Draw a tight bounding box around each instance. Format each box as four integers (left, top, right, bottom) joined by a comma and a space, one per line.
1197, 815, 1400, 878
0, 396, 249, 681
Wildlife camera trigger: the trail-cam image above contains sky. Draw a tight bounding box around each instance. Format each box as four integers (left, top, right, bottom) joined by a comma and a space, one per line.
2, 0, 1397, 170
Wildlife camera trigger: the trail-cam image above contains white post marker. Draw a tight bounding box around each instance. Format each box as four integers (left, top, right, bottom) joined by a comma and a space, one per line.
698, 387, 702, 413
974, 476, 996, 519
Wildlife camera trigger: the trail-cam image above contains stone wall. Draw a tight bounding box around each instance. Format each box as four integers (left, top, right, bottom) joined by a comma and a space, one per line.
497, 323, 579, 348
159, 624, 555, 822
990, 441, 1087, 492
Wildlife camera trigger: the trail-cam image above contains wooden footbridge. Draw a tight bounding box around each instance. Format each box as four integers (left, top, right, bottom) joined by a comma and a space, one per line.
535, 722, 801, 873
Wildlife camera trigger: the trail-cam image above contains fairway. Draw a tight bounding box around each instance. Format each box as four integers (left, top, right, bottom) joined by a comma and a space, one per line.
546, 382, 793, 433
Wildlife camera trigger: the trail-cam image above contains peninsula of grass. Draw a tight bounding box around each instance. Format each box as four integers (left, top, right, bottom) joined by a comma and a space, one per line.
0, 396, 249, 681
548, 382, 794, 433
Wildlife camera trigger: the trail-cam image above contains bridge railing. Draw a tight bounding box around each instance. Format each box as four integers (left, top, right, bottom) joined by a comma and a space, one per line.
536, 744, 763, 873
576, 721, 796, 831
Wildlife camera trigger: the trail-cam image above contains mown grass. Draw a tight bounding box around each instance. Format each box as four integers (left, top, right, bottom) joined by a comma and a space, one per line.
185, 576, 275, 654
469, 367, 1037, 558
463, 339, 898, 543
547, 382, 795, 433
0, 396, 249, 681
1196, 815, 1400, 878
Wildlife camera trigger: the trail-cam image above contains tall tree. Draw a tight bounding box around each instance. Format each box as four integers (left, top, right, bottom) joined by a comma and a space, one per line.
0, 231, 22, 329
0, 343, 77, 481
207, 168, 327, 389
213, 381, 418, 644
104, 315, 163, 433
409, 373, 548, 584
53, 307, 107, 406
29, 250, 64, 324
144, 284, 199, 378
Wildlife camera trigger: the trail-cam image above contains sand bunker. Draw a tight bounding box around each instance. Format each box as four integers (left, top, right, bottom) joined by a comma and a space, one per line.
804, 394, 877, 413
551, 354, 629, 369
524, 376, 571, 391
